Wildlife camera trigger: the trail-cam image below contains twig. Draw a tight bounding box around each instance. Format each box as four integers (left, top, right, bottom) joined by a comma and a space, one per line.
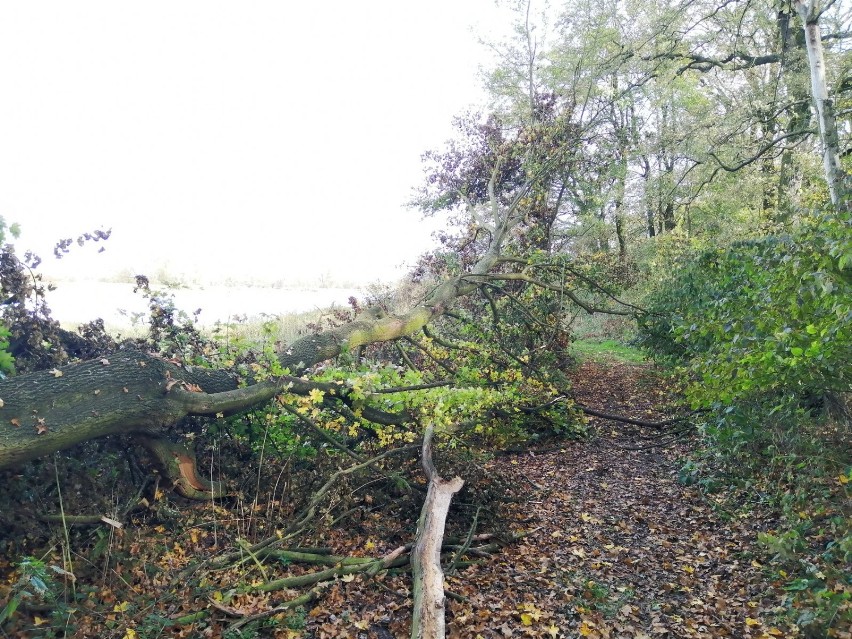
281, 403, 364, 463
236, 538, 269, 582
228, 585, 325, 631
577, 403, 697, 429
448, 506, 481, 576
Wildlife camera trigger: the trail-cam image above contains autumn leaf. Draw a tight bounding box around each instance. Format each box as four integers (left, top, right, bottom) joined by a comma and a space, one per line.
114, 601, 130, 613
745, 617, 762, 626
10, 418, 20, 427
547, 624, 560, 638
49, 368, 63, 377
308, 388, 325, 404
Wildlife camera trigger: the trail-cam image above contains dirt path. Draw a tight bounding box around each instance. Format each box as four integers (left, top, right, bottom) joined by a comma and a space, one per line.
441, 361, 792, 638
0, 361, 796, 638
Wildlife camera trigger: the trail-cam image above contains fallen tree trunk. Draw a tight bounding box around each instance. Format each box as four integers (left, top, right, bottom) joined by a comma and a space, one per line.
410, 425, 464, 639
0, 351, 243, 469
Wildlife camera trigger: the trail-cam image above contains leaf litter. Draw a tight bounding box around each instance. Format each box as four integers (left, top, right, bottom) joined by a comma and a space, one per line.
0, 360, 814, 637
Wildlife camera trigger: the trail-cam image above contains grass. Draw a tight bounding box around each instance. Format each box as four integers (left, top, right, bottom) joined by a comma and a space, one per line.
571, 339, 646, 364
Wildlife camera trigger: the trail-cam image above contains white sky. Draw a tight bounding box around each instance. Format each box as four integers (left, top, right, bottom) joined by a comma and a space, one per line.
0, 1, 506, 285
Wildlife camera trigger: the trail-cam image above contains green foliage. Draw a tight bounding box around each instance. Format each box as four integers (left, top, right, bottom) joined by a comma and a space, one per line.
571, 339, 645, 364
0, 556, 62, 625
640, 208, 851, 409
0, 324, 15, 377
640, 206, 852, 636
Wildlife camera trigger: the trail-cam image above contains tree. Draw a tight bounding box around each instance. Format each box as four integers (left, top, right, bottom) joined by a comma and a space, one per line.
794, 0, 851, 209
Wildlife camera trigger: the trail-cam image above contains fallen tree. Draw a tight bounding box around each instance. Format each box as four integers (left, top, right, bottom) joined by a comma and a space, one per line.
0, 108, 674, 639
0, 147, 630, 481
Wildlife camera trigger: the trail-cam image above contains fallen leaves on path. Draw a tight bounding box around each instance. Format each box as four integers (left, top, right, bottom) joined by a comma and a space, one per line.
306, 360, 801, 638
0, 360, 811, 638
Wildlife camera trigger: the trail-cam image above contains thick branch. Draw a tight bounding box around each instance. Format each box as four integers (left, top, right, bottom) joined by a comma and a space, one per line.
410, 425, 464, 639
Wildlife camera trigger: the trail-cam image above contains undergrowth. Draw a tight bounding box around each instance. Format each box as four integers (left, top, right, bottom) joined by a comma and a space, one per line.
642, 207, 852, 637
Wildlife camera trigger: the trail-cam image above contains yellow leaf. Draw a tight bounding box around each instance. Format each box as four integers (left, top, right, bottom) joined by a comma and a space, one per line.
33, 616, 48, 626
838, 474, 849, 485
520, 612, 534, 626
520, 603, 542, 620
212, 591, 223, 601
548, 624, 560, 638
341, 573, 355, 582
114, 601, 130, 612
579, 622, 594, 636
745, 617, 762, 626
682, 565, 695, 574
365, 539, 376, 551
551, 530, 562, 538
308, 388, 325, 404
354, 620, 369, 630
123, 629, 137, 639
767, 628, 784, 636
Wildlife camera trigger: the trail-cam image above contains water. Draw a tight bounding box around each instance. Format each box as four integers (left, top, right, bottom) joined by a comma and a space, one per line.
44, 281, 361, 329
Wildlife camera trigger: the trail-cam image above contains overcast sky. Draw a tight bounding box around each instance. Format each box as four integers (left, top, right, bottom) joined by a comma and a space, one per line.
0, 1, 507, 285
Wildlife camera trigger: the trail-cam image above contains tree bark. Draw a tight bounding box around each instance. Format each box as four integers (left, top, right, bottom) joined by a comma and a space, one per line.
794, 1, 850, 210
0, 351, 242, 470
410, 425, 464, 639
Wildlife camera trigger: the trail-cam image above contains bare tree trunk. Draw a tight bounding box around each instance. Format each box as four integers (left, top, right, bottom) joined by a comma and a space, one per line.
794, 1, 849, 210
410, 425, 464, 639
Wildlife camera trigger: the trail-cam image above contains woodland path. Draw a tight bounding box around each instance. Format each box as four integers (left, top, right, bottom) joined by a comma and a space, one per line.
0, 361, 796, 639
303, 360, 792, 638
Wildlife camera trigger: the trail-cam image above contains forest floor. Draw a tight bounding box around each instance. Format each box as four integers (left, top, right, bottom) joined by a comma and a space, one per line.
0, 359, 821, 638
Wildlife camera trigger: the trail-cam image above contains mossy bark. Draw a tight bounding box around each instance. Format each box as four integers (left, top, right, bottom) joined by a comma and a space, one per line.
0, 351, 238, 470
